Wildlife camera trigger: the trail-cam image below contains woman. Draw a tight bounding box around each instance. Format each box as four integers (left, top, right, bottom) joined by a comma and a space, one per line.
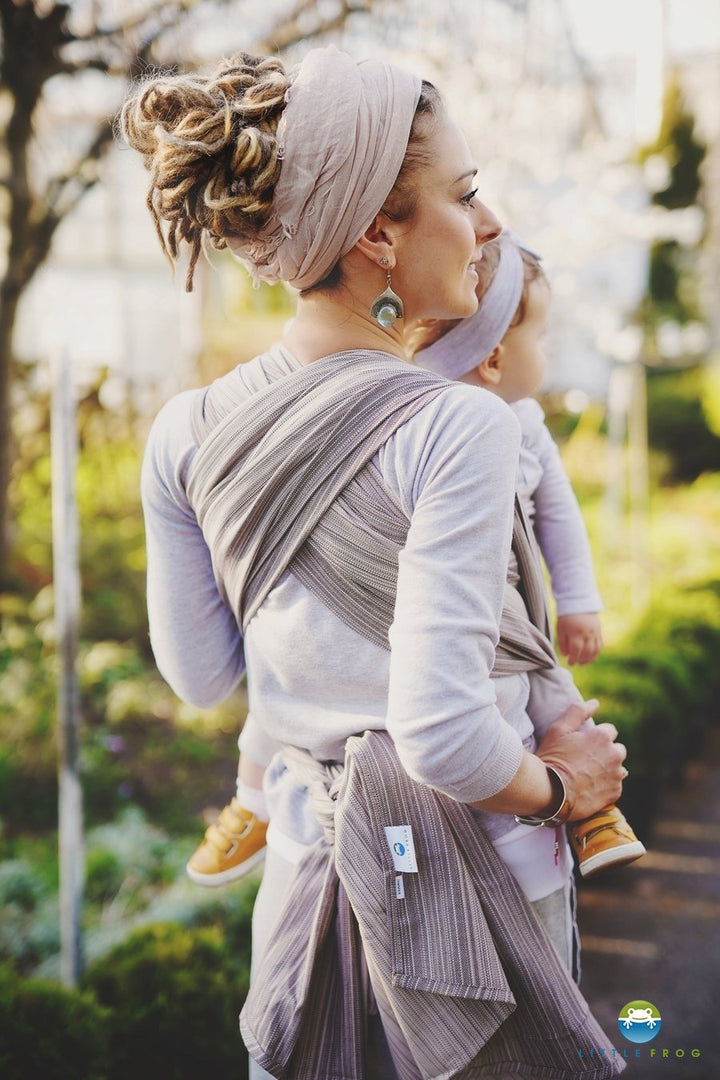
122, 46, 627, 1079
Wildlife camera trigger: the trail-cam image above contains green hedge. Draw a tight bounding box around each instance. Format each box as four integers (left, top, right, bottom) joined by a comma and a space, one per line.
82, 921, 250, 1080
0, 909, 254, 1080
0, 966, 109, 1080
646, 366, 720, 482
572, 579, 720, 839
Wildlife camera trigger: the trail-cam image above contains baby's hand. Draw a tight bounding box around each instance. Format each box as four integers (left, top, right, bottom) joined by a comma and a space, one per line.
557, 612, 603, 665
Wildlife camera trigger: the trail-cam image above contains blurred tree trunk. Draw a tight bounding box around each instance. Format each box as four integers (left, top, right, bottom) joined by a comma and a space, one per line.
0, 0, 372, 580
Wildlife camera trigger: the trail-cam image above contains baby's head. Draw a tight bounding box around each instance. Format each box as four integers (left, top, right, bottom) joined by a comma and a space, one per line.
415, 233, 550, 404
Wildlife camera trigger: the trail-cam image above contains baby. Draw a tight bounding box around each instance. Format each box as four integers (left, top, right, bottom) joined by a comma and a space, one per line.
416, 232, 644, 878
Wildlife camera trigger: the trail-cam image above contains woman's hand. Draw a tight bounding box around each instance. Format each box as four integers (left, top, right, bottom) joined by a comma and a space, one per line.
536, 699, 627, 821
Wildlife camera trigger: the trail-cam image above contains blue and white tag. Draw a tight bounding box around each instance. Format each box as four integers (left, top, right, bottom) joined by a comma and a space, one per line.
384, 825, 419, 873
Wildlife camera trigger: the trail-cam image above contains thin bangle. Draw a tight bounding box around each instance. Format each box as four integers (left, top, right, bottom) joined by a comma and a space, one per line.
514, 765, 575, 827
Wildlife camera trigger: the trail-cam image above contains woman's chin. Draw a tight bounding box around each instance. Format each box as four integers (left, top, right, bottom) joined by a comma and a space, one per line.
412, 287, 478, 323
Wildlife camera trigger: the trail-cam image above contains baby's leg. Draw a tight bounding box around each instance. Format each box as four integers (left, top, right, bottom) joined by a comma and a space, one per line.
237, 751, 270, 819
186, 744, 268, 886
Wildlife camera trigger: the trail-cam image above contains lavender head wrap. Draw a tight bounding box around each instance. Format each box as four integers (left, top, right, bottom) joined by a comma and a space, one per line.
226, 47, 422, 291
417, 234, 525, 379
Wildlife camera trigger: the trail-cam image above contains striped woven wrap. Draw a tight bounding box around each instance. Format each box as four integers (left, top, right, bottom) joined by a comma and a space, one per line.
186, 348, 555, 673
241, 731, 625, 1079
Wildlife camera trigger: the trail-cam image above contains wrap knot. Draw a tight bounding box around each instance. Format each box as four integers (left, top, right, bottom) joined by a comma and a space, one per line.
282, 745, 344, 845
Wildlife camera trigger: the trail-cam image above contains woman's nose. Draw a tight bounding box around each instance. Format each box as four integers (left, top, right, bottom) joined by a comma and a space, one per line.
474, 201, 502, 246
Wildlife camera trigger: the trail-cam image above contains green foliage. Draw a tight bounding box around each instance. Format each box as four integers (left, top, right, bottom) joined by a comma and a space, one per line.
85, 848, 126, 905
701, 360, 720, 438
0, 897, 61, 975
0, 860, 46, 909
85, 808, 181, 902
646, 239, 702, 330
638, 74, 707, 211
9, 368, 148, 644
646, 366, 720, 481
82, 922, 249, 1080
572, 580, 720, 839
0, 858, 63, 974
648, 240, 680, 305
636, 72, 707, 342
1, 567, 240, 836
0, 966, 109, 1080
0, 593, 59, 830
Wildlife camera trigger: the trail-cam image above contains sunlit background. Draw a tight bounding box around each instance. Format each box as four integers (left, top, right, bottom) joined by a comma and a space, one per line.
1, 3, 720, 1077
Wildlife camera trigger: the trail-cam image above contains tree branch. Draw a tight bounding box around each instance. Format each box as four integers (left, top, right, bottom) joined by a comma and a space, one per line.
60, 0, 213, 48
42, 120, 115, 221
255, 0, 374, 54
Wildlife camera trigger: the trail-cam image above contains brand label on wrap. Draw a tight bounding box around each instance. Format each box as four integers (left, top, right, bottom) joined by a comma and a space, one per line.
384, 825, 419, 872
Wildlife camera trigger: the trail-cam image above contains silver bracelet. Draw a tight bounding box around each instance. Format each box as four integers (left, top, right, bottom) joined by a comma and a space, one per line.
514, 765, 574, 827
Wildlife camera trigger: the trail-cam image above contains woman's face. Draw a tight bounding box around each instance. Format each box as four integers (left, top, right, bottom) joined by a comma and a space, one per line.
391, 118, 501, 323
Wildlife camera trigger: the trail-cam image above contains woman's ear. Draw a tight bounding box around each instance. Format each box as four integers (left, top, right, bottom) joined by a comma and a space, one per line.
354, 211, 399, 268
476, 344, 504, 387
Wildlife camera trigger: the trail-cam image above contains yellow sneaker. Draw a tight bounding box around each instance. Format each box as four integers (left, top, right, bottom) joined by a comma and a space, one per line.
186, 798, 267, 886
568, 805, 646, 879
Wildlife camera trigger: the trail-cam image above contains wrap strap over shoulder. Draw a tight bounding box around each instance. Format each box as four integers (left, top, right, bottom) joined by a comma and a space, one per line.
186, 351, 447, 640
185, 348, 556, 671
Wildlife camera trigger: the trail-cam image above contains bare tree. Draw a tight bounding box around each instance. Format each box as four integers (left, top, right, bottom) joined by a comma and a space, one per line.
0, 0, 373, 579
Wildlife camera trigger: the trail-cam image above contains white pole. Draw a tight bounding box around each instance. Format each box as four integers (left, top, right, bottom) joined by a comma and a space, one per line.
603, 362, 630, 554
628, 357, 651, 609
51, 349, 84, 987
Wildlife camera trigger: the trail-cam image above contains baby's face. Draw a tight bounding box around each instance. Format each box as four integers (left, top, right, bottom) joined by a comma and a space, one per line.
493, 278, 551, 404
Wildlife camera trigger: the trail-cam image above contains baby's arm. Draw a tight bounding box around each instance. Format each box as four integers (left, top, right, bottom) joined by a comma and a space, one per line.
514, 400, 603, 663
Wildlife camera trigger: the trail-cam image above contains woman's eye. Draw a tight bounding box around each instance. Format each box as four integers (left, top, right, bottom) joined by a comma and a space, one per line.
461, 188, 478, 206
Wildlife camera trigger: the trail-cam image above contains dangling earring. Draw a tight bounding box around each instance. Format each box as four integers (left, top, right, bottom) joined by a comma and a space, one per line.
370, 259, 404, 328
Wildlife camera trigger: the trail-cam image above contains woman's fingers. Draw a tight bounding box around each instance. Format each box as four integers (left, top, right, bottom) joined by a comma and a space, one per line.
594, 721, 618, 742
536, 707, 631, 819
552, 699, 599, 733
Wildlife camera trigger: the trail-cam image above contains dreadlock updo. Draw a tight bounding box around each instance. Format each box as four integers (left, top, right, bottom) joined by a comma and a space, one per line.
121, 54, 291, 290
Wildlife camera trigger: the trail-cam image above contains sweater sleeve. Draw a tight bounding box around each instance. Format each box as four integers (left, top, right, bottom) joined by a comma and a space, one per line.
141, 392, 246, 707
520, 401, 603, 616
385, 386, 526, 803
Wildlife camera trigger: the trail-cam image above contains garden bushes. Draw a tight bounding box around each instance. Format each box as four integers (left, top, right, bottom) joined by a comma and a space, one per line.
82, 922, 250, 1080
572, 578, 720, 839
0, 966, 109, 1080
646, 366, 720, 482
0, 912, 253, 1080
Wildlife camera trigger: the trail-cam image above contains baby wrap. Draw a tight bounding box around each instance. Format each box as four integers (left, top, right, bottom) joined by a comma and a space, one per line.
186, 351, 555, 675
185, 354, 623, 1077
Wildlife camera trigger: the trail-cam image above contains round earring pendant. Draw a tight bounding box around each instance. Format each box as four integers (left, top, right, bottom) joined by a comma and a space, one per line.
370, 287, 404, 328
376, 303, 399, 328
